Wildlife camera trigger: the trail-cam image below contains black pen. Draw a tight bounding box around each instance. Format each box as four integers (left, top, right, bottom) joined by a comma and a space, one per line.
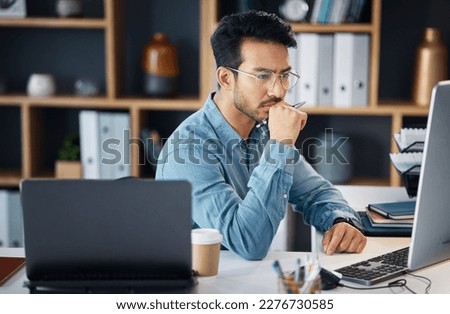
256, 101, 307, 129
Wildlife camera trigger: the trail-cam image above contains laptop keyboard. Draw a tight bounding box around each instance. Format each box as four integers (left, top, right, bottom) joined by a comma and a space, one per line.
335, 247, 409, 286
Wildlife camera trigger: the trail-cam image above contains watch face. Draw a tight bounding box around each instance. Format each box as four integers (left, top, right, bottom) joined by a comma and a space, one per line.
279, 0, 309, 22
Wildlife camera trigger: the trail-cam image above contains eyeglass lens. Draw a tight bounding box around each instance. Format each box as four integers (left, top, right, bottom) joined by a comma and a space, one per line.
268, 72, 299, 90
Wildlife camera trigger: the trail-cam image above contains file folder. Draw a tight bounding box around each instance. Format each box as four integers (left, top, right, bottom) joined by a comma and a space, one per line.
79, 110, 101, 179
317, 34, 333, 106
285, 46, 298, 105
332, 33, 369, 107
297, 33, 320, 106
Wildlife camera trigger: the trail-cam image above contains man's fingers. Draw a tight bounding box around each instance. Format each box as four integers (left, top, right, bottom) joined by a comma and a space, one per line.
322, 223, 367, 255
323, 226, 346, 255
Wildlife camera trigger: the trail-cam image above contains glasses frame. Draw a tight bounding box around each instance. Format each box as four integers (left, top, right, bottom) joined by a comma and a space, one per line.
227, 67, 300, 90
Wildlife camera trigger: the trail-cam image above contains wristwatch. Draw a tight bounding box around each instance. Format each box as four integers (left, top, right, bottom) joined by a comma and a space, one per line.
333, 216, 365, 234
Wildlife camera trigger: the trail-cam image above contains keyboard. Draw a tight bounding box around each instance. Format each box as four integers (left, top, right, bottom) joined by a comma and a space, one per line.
335, 247, 409, 286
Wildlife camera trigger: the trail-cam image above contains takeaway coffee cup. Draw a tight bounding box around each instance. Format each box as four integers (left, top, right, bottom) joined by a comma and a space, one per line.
191, 228, 223, 276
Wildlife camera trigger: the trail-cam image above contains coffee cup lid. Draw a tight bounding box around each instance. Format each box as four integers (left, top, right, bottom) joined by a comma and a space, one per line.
191, 228, 223, 245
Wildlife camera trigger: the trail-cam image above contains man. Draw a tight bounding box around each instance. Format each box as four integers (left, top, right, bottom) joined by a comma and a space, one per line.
156, 10, 366, 260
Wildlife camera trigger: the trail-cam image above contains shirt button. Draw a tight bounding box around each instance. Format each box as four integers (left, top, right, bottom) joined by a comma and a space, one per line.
283, 193, 287, 199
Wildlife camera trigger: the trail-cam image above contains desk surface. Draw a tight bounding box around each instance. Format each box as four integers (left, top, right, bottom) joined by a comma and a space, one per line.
1, 236, 449, 294
2, 186, 449, 294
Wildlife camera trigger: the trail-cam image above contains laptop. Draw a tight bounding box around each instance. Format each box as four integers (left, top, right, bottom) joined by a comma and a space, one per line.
335, 81, 450, 286
20, 178, 197, 293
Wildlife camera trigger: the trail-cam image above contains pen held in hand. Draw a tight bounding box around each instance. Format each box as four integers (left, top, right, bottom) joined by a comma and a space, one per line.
256, 101, 307, 129
292, 101, 307, 109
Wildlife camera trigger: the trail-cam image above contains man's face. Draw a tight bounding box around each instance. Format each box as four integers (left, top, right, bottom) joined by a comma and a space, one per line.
232, 39, 291, 124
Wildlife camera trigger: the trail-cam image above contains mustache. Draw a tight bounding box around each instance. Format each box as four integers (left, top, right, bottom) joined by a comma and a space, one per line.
260, 97, 282, 107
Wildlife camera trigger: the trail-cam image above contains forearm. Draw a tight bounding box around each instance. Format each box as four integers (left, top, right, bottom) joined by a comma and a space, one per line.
289, 163, 360, 232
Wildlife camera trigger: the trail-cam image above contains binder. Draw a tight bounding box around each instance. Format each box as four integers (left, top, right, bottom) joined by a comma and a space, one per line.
359, 212, 412, 237
0, 190, 8, 247
0, 190, 23, 248
297, 33, 320, 107
285, 46, 298, 105
365, 209, 413, 227
310, 0, 323, 23
112, 112, 131, 179
7, 191, 23, 247
318, 0, 333, 23
332, 33, 369, 107
317, 34, 333, 106
79, 110, 101, 179
329, 0, 351, 24
367, 201, 415, 220
99, 112, 115, 179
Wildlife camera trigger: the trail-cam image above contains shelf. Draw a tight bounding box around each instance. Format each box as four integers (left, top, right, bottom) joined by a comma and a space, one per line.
0, 93, 429, 116
303, 102, 428, 116
0, 18, 107, 29
117, 97, 202, 111
291, 23, 375, 33
0, 94, 110, 106
0, 169, 22, 187
0, 94, 201, 111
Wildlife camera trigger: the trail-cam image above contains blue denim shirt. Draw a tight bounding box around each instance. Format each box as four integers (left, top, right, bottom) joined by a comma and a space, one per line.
156, 93, 359, 260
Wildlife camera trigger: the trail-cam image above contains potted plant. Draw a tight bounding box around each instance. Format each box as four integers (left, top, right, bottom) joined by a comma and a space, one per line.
55, 133, 82, 178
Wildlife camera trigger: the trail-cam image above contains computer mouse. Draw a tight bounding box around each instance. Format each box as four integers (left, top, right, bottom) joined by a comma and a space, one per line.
290, 266, 342, 291
319, 267, 342, 290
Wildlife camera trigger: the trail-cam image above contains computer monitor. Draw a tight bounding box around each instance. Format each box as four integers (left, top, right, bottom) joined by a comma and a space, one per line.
408, 80, 450, 270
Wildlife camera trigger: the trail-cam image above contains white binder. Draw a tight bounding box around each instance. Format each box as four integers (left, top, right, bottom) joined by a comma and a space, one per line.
317, 34, 334, 106
98, 112, 115, 179
297, 33, 320, 107
112, 112, 131, 179
285, 46, 298, 105
7, 191, 23, 247
0, 190, 8, 247
79, 110, 101, 179
332, 33, 370, 107
0, 190, 23, 247
329, 0, 351, 24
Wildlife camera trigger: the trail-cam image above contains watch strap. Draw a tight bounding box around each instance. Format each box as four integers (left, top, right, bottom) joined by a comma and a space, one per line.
333, 217, 365, 234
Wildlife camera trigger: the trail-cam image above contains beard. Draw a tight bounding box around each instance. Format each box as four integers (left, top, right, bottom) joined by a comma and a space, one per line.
233, 86, 279, 124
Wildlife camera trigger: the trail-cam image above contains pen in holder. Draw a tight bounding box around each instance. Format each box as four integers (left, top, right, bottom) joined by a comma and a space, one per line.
274, 255, 321, 294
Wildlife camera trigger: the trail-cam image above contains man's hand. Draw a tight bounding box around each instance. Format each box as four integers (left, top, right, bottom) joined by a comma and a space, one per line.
322, 222, 367, 255
268, 102, 307, 146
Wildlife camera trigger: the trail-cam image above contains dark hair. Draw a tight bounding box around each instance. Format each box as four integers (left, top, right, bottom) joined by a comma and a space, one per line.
210, 10, 297, 69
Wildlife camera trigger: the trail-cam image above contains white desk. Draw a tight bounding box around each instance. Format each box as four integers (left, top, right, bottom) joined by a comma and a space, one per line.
197, 237, 450, 294
1, 236, 449, 294
2, 186, 449, 294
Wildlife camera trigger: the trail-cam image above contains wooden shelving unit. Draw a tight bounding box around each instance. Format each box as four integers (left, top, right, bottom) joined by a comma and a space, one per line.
0, 0, 429, 188
199, 0, 428, 187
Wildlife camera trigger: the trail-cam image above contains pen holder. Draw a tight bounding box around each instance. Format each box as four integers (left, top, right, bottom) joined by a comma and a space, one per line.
278, 271, 321, 294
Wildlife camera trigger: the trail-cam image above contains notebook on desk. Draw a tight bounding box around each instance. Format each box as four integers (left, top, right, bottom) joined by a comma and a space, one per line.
20, 178, 196, 293
335, 81, 450, 286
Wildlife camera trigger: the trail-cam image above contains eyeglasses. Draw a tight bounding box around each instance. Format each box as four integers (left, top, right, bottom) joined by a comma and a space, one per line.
227, 67, 300, 90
